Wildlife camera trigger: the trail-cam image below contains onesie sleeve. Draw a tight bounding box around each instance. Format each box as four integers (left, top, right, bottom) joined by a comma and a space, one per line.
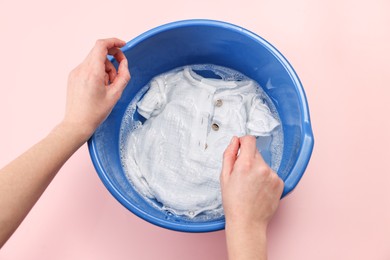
246, 95, 280, 136
137, 77, 167, 119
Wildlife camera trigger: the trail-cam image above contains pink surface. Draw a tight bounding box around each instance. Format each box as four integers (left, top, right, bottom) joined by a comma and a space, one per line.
1, 0, 389, 259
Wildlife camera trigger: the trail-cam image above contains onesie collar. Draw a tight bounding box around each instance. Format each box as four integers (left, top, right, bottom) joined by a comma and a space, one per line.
183, 66, 253, 92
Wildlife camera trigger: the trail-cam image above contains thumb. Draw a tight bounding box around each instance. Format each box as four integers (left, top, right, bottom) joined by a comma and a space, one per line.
221, 136, 240, 182
110, 58, 130, 93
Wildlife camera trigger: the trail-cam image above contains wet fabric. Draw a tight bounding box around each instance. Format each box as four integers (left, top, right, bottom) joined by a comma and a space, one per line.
123, 67, 279, 217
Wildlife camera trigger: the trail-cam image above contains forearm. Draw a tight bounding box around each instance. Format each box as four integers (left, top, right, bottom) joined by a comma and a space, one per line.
225, 221, 268, 260
0, 122, 88, 248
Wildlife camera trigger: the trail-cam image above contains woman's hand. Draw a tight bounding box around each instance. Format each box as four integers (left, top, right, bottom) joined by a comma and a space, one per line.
63, 38, 131, 141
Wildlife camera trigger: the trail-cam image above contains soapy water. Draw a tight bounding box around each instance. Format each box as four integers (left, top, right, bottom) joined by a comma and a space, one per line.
119, 64, 284, 221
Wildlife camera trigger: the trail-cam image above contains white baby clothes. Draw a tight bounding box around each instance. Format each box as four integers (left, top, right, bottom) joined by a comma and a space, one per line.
124, 67, 279, 218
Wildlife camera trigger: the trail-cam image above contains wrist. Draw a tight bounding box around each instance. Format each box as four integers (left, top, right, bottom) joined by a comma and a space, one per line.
226, 218, 268, 236
54, 121, 94, 145
225, 219, 268, 260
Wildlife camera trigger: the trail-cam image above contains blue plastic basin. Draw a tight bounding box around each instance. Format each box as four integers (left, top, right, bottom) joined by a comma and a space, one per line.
88, 19, 314, 232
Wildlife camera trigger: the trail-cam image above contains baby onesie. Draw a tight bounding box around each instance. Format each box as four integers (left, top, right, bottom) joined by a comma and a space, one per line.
123, 67, 280, 218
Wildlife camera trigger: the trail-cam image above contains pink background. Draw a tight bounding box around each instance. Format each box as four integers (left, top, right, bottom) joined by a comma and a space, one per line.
1, 0, 389, 259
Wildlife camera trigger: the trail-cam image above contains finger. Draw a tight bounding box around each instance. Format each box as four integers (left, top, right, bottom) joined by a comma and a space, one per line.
109, 58, 130, 94
96, 38, 126, 51
105, 58, 117, 84
221, 136, 240, 181
268, 169, 284, 197
237, 135, 257, 161
108, 47, 126, 64
91, 38, 126, 63
104, 73, 109, 85
275, 174, 285, 196
254, 148, 267, 165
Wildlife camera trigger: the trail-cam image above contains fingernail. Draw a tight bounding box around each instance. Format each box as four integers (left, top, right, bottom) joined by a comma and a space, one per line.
230, 136, 236, 144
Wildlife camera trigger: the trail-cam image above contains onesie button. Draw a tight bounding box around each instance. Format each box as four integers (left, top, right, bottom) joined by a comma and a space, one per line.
211, 123, 219, 131
215, 99, 223, 107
